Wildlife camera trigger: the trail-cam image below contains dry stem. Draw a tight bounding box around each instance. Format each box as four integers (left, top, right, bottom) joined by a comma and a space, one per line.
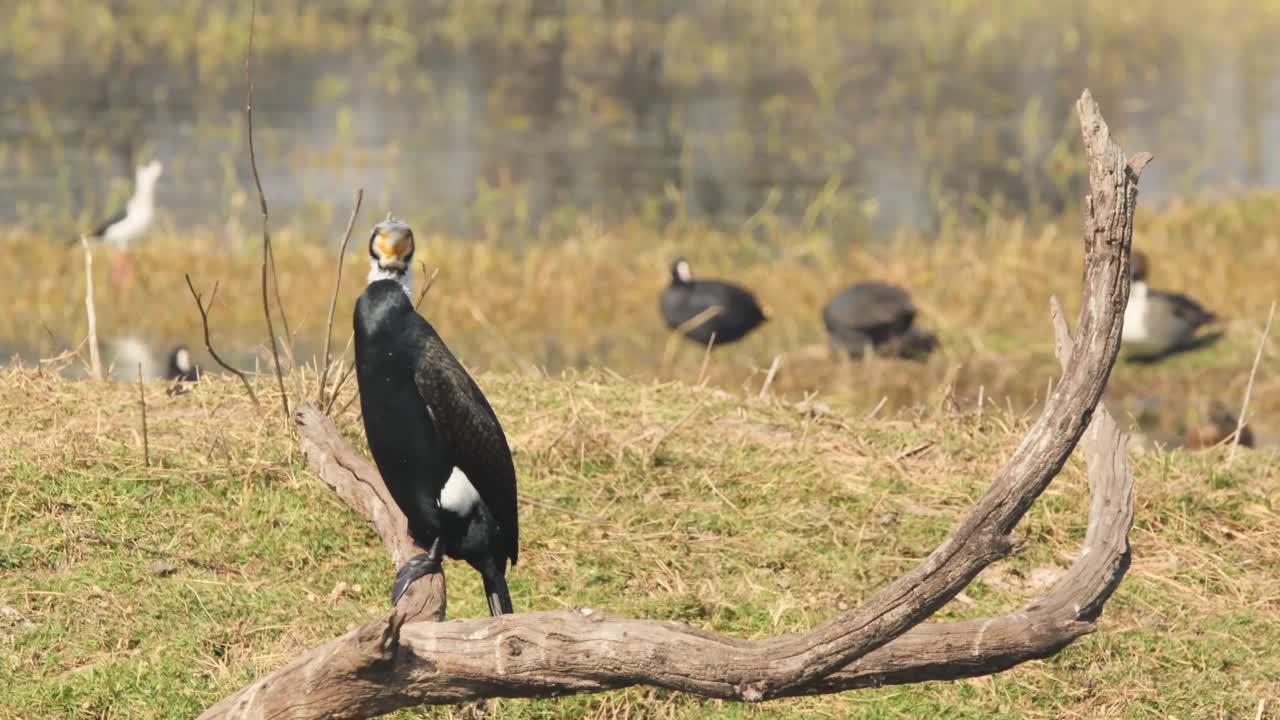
244, 0, 290, 425
79, 236, 102, 381
184, 274, 259, 406
318, 188, 364, 408
1228, 299, 1276, 466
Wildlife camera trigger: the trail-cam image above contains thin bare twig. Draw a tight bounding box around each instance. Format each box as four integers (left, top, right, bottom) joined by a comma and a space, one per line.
696, 332, 717, 386
318, 188, 364, 408
414, 264, 441, 312
184, 274, 259, 406
336, 386, 362, 418
323, 334, 357, 415
661, 305, 723, 370
758, 355, 781, 399
244, 0, 290, 424
79, 236, 102, 381
137, 363, 150, 467
267, 237, 292, 343
326, 364, 356, 415
40, 321, 62, 355
865, 396, 888, 420
1228, 299, 1275, 466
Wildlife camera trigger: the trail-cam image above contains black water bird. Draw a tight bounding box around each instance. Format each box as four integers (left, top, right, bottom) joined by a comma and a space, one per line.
823, 282, 937, 360
166, 346, 200, 382
659, 258, 767, 346
354, 218, 519, 615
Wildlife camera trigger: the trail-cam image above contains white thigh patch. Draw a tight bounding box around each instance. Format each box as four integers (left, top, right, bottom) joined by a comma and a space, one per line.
440, 468, 481, 514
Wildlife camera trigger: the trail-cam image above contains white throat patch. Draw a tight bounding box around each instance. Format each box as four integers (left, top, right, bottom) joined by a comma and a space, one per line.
368, 261, 413, 300
439, 467, 481, 515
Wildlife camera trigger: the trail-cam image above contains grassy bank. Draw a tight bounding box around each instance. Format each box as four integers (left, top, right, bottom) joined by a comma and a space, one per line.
1, 371, 1279, 718
2, 192, 1279, 443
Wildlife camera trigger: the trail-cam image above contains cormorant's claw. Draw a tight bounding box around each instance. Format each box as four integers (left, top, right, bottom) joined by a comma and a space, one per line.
390, 552, 442, 606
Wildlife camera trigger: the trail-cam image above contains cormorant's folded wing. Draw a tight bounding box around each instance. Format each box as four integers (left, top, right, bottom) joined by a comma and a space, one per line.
413, 345, 520, 565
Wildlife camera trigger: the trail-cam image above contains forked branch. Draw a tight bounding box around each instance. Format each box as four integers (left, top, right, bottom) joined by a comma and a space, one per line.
200, 90, 1147, 719
184, 274, 258, 406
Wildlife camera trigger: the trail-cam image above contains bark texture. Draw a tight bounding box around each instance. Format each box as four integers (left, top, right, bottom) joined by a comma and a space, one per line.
199, 89, 1146, 720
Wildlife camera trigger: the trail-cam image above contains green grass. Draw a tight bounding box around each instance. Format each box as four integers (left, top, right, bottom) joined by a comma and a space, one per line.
2, 370, 1279, 718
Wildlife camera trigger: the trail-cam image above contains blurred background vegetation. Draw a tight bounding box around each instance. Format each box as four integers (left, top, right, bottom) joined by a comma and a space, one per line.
1, 0, 1278, 440
4, 0, 1280, 235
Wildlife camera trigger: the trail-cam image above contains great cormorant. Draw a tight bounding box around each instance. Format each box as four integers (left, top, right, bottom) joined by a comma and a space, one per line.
354, 217, 519, 615
659, 258, 767, 345
823, 282, 937, 360
1122, 249, 1220, 361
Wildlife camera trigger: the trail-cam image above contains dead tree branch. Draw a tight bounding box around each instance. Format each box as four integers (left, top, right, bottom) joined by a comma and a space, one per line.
318, 188, 364, 409
244, 0, 289, 424
200, 89, 1147, 719
184, 274, 259, 406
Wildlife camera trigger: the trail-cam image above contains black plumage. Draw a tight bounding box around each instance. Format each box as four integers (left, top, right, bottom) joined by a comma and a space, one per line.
354, 219, 519, 615
823, 281, 937, 360
659, 258, 766, 345
166, 346, 200, 382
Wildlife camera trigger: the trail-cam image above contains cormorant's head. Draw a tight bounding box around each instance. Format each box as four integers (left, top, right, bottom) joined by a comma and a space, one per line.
1130, 249, 1148, 284
136, 160, 163, 188
670, 258, 693, 285
367, 215, 416, 297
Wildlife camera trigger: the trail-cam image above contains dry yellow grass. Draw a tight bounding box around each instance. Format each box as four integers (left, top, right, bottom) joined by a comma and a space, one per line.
2, 192, 1278, 443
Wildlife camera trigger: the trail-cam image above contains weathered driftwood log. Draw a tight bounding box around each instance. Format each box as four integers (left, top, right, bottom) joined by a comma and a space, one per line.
199, 89, 1147, 720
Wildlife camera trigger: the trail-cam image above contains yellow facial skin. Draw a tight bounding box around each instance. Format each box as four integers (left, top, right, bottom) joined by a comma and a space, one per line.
373, 228, 414, 270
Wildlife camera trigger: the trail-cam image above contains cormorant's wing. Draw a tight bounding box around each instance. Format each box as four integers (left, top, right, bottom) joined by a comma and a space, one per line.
413, 338, 520, 565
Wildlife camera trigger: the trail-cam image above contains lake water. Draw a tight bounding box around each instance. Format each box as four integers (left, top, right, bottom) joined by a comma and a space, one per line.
3, 3, 1280, 240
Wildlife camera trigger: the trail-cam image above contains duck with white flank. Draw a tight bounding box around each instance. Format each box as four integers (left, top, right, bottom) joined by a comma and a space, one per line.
1122, 249, 1220, 361
354, 217, 519, 614
87, 160, 163, 247
660, 258, 767, 346
823, 281, 937, 360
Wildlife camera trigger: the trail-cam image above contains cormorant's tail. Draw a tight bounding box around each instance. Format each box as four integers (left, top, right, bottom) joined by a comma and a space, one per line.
483, 574, 514, 616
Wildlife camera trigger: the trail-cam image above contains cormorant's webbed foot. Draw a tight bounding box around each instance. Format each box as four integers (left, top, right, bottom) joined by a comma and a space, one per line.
390, 540, 443, 606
